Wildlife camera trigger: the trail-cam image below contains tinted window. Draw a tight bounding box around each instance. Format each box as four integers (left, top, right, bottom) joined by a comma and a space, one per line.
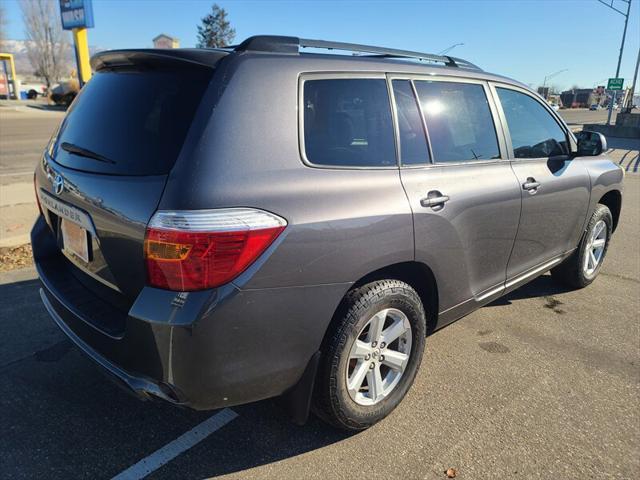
392, 80, 430, 165
52, 68, 212, 175
497, 87, 569, 158
303, 79, 396, 167
414, 81, 500, 163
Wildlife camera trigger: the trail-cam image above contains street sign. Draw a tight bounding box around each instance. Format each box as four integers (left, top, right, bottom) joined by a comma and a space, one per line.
607, 78, 624, 90
59, 0, 94, 30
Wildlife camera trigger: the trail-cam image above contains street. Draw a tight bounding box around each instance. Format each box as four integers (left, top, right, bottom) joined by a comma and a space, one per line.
560, 107, 618, 129
0, 105, 63, 181
0, 103, 639, 479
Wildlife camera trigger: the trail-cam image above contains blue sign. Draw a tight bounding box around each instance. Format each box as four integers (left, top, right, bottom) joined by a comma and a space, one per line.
59, 0, 94, 30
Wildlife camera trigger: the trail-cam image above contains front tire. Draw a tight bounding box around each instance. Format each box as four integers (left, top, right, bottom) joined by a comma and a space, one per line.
551, 204, 612, 288
313, 280, 426, 431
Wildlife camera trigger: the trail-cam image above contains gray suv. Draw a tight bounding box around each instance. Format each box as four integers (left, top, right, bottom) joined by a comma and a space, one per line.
32, 36, 624, 431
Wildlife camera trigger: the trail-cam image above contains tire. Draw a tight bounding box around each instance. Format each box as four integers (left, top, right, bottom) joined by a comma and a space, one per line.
63, 92, 76, 107
313, 280, 426, 431
551, 204, 613, 289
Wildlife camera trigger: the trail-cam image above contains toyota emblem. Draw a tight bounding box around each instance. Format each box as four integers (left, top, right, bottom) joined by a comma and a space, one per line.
53, 174, 64, 195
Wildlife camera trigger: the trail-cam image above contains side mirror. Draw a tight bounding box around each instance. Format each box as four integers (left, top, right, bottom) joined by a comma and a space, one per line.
576, 130, 607, 156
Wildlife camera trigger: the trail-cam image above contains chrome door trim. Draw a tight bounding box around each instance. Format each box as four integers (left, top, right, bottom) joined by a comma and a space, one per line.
504, 255, 564, 289
475, 284, 505, 302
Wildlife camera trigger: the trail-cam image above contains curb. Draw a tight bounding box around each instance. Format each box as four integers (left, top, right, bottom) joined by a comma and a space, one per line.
0, 266, 37, 285
0, 234, 31, 248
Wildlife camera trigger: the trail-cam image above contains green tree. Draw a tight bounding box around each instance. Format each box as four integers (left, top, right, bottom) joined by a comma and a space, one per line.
196, 4, 235, 48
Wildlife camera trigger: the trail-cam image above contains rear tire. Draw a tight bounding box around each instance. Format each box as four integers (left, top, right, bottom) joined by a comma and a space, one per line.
313, 280, 426, 431
551, 204, 612, 289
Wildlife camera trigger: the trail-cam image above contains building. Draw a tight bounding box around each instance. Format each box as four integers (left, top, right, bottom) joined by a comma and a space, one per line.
560, 88, 605, 108
537, 86, 550, 99
153, 34, 180, 49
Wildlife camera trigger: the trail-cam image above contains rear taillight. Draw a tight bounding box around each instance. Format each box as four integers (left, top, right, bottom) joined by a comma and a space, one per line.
144, 208, 287, 291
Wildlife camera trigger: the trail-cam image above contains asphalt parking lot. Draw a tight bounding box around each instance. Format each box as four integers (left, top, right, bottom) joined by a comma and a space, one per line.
1, 104, 639, 479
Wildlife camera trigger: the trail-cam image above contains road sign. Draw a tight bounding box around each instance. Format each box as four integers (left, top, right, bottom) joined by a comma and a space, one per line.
59, 0, 94, 87
607, 78, 624, 90
59, 0, 94, 30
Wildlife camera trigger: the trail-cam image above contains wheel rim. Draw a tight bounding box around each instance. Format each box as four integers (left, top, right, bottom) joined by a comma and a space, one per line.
584, 220, 607, 277
345, 308, 412, 406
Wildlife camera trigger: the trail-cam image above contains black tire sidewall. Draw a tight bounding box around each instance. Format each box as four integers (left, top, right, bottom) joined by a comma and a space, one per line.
575, 205, 613, 286
320, 281, 426, 430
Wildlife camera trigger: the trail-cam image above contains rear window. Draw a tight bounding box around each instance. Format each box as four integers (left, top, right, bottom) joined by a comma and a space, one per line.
302, 79, 396, 167
51, 67, 213, 175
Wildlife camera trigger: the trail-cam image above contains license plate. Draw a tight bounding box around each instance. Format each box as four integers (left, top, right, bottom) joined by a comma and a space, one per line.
61, 219, 90, 263
38, 190, 95, 233
38, 190, 94, 263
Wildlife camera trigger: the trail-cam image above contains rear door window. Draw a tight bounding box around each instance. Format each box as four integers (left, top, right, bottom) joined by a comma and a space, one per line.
302, 78, 396, 167
496, 87, 569, 158
414, 81, 500, 163
392, 80, 430, 165
51, 67, 213, 175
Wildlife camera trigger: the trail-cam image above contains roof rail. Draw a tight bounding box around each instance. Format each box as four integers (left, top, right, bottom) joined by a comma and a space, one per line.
232, 35, 482, 71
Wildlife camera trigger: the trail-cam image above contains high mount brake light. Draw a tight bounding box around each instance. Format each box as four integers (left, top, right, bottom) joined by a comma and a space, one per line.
144, 208, 287, 291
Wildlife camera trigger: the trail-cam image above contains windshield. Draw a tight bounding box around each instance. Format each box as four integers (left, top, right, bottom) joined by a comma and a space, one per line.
51, 67, 213, 175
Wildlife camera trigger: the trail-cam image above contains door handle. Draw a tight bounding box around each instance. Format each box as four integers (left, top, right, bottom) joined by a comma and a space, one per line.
522, 177, 541, 192
420, 192, 450, 208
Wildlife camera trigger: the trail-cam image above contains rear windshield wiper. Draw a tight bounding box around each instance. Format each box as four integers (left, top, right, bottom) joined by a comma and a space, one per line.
60, 142, 116, 164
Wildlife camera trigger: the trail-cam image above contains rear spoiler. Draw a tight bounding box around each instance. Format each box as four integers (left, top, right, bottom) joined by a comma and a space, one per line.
91, 49, 228, 71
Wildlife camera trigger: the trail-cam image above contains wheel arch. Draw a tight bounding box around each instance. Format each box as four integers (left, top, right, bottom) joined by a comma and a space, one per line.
598, 189, 622, 232
323, 261, 439, 347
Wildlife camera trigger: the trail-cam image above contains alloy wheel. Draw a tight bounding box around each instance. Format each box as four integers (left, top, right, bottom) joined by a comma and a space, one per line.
584, 220, 607, 277
345, 308, 412, 406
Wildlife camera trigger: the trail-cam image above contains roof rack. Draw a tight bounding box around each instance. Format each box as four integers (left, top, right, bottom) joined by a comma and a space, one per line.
232, 35, 482, 71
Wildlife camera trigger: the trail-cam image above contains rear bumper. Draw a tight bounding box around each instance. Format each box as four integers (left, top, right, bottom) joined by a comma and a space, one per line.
32, 215, 350, 410
39, 287, 180, 404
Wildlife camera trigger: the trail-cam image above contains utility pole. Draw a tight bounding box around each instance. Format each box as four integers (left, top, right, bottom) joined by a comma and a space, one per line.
598, 0, 632, 124
622, 48, 639, 113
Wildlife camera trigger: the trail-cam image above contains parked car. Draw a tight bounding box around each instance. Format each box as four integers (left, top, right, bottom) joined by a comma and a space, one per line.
20, 80, 47, 99
50, 80, 79, 107
589, 104, 600, 111
550, 103, 560, 111
32, 36, 624, 431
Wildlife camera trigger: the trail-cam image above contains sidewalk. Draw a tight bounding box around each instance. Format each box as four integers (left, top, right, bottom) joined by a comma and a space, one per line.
0, 182, 38, 247
605, 137, 640, 174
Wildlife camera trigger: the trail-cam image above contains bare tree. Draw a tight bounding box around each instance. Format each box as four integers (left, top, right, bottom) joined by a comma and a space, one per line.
0, 3, 8, 49
20, 0, 70, 87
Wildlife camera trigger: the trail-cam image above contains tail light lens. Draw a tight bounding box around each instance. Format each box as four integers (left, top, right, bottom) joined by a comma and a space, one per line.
144, 208, 287, 291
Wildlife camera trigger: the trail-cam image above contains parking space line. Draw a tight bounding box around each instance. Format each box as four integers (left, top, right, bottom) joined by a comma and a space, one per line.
111, 408, 239, 480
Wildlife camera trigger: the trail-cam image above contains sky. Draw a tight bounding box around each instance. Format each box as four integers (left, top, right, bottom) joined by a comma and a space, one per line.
2, 0, 639, 91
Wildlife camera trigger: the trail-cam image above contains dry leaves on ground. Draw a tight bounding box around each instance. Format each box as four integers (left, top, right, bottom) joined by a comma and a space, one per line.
0, 244, 33, 272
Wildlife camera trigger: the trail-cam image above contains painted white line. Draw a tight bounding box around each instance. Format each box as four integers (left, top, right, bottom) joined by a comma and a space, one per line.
111, 408, 239, 480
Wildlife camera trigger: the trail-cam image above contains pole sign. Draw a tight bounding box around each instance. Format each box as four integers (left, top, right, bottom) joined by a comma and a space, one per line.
607, 78, 624, 90
59, 0, 95, 30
